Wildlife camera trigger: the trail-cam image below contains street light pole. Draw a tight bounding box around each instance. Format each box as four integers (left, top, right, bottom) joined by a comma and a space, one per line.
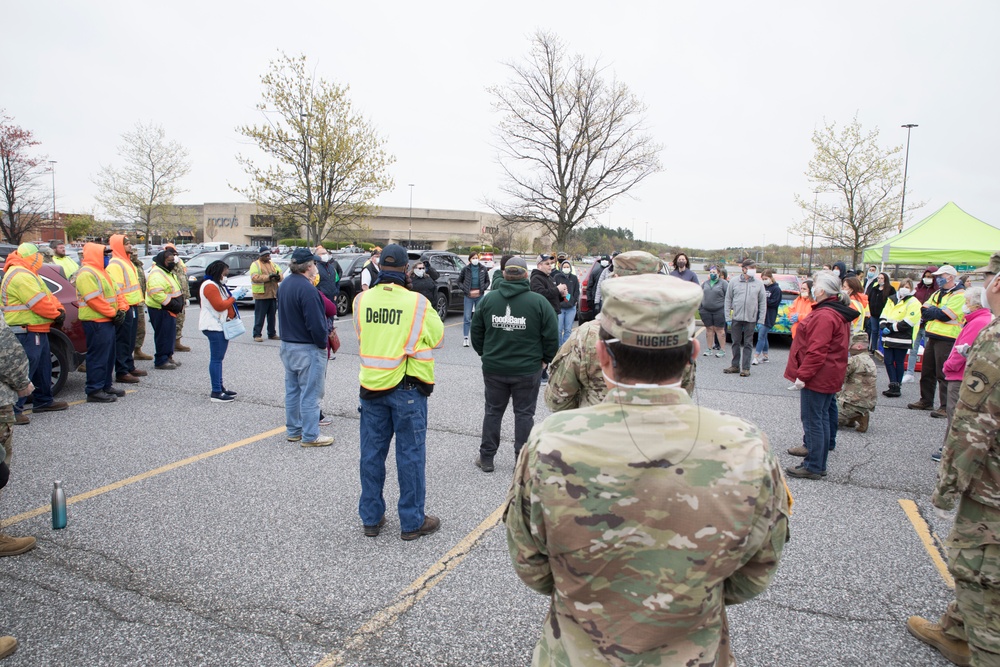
48, 160, 57, 240
899, 123, 918, 233
808, 191, 818, 274
408, 183, 414, 245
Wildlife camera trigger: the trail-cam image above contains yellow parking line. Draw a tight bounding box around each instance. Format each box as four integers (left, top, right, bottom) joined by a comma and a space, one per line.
898, 499, 955, 589
314, 503, 506, 667
24, 389, 139, 412
0, 426, 286, 529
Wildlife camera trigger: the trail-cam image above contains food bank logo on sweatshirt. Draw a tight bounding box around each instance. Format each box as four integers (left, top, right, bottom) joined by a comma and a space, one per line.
492, 305, 526, 331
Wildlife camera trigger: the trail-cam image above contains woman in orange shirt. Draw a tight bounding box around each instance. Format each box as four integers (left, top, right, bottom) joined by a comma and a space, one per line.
787, 279, 814, 339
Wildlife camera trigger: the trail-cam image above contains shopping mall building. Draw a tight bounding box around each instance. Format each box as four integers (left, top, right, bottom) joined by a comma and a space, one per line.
176, 203, 548, 251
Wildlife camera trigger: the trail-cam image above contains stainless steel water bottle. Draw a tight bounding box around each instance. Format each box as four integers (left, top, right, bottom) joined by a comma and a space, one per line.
51, 481, 66, 529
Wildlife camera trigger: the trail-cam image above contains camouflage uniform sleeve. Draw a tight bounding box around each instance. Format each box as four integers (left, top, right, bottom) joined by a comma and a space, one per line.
723, 442, 791, 605
504, 438, 553, 595
545, 334, 584, 412
0, 324, 30, 398
934, 323, 1000, 510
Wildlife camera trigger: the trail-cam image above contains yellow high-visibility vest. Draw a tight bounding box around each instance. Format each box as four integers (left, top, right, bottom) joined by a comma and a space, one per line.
107, 256, 144, 306
146, 266, 181, 310
353, 284, 444, 391
1, 267, 52, 327
925, 288, 966, 339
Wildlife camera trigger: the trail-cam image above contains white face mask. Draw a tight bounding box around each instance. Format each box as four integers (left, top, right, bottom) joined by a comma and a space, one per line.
414, 268, 425, 278
923, 277, 933, 285
746, 268, 756, 278
897, 288, 912, 299
220, 276, 228, 285
562, 267, 571, 274
763, 278, 772, 285
471, 259, 479, 265
811, 288, 823, 301
600, 260, 609, 267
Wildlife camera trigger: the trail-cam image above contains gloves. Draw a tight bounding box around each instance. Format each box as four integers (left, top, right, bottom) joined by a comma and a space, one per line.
790, 314, 799, 324
955, 343, 971, 357
270, 273, 280, 282
794, 378, 805, 389
755, 323, 761, 333
113, 310, 127, 327
232, 287, 249, 300
52, 311, 66, 329
163, 298, 184, 314
881, 327, 890, 336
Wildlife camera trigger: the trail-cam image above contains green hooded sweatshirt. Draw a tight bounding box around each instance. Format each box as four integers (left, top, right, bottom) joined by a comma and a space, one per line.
470, 277, 559, 376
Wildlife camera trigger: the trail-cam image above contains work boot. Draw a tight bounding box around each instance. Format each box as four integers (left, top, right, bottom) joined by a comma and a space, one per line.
0, 533, 36, 557
134, 348, 153, 360
13, 414, 29, 426
839, 415, 858, 430
786, 446, 808, 457
930, 407, 948, 419
105, 387, 126, 398
739, 370, 750, 377
115, 373, 140, 384
906, 616, 971, 666
723, 366, 740, 374
908, 400, 933, 410
174, 340, 191, 352
401, 515, 440, 541
0, 635, 16, 659
785, 465, 822, 480
882, 382, 901, 397
475, 456, 495, 473
168, 357, 181, 367
154, 362, 178, 370
86, 391, 116, 403
253, 336, 263, 342
129, 369, 148, 377
32, 401, 68, 413
363, 516, 387, 538
855, 412, 869, 433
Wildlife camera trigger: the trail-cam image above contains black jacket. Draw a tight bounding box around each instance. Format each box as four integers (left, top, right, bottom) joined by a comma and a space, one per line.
315, 257, 340, 302
552, 269, 580, 311
530, 268, 562, 313
763, 282, 782, 328
407, 264, 440, 304
458, 263, 490, 296
587, 261, 609, 307
866, 282, 896, 320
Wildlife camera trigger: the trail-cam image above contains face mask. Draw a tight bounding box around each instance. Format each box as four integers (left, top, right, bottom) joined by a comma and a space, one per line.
811, 288, 822, 301
103, 255, 111, 268
220, 276, 228, 285
936, 276, 947, 288
414, 269, 425, 278
867, 271, 876, 278
897, 288, 912, 299
746, 268, 756, 278
165, 261, 175, 270
923, 277, 933, 285
677, 261, 686, 268
471, 259, 479, 265
317, 253, 328, 261
600, 260, 609, 267
710, 272, 717, 279
800, 291, 809, 299
762, 278, 772, 285
562, 267, 571, 274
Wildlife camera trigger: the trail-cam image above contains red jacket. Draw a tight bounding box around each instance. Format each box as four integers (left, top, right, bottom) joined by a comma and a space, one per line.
784, 298, 859, 394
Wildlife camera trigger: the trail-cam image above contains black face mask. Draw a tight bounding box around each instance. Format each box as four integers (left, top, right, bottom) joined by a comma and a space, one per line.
165, 260, 176, 270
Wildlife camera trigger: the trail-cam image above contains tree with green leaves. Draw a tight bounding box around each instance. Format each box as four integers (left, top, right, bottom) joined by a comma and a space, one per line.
488, 31, 662, 249
94, 122, 191, 254
792, 116, 920, 267
235, 53, 395, 246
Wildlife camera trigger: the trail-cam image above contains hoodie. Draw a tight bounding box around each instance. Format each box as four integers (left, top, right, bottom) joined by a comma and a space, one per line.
784, 297, 859, 393
832, 261, 847, 281
943, 307, 993, 381
1, 247, 63, 332
76, 243, 119, 321
914, 266, 938, 303
470, 278, 559, 376
106, 234, 142, 306
530, 268, 562, 313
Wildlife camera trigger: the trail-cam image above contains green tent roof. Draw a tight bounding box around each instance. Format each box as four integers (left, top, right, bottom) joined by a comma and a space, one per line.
863, 202, 1000, 268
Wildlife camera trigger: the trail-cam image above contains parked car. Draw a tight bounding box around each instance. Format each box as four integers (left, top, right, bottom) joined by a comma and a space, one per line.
406, 250, 466, 320
0, 263, 86, 397
769, 273, 803, 336
225, 258, 290, 307
185, 250, 262, 303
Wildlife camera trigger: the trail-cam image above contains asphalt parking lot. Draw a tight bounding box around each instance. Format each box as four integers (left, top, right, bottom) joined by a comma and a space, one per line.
0, 304, 958, 666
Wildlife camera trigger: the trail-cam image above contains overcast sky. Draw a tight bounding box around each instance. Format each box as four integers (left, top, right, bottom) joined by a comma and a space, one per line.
7, 1, 998, 249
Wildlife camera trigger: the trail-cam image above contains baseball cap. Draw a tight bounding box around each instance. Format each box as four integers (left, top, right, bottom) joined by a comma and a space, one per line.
599, 274, 702, 349
932, 265, 958, 277
611, 251, 664, 277
505, 256, 528, 274
741, 258, 756, 268
379, 244, 408, 270
975, 251, 1000, 275
290, 247, 314, 263
259, 246, 271, 256
538, 254, 554, 262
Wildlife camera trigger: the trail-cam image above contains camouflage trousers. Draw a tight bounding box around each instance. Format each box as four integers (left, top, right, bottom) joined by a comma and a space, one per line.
175, 307, 186, 342
135, 305, 146, 349
836, 401, 869, 425
940, 498, 1000, 665
681, 357, 696, 397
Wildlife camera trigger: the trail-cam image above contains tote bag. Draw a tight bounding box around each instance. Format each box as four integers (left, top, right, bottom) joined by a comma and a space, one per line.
205, 281, 246, 340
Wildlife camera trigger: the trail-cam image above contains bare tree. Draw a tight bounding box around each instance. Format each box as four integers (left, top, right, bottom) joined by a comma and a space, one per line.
791, 116, 922, 266
488, 31, 662, 248
235, 52, 395, 246
0, 110, 48, 244
94, 122, 191, 253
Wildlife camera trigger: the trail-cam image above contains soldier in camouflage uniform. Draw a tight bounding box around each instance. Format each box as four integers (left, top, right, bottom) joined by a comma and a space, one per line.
165, 244, 191, 352
0, 312, 33, 659
908, 250, 1000, 667
545, 251, 695, 412
506, 274, 791, 667
837, 332, 877, 433
130, 247, 152, 360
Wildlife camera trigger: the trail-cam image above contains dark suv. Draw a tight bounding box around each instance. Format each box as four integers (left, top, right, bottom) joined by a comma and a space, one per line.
329, 251, 467, 319
185, 250, 262, 303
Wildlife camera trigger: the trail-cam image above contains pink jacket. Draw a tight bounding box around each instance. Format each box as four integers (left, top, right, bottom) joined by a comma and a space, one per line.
943, 307, 993, 381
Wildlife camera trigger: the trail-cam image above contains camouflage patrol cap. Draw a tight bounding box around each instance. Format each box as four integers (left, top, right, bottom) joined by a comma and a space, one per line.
611, 250, 664, 277
599, 274, 702, 349
850, 332, 868, 347
976, 251, 1000, 275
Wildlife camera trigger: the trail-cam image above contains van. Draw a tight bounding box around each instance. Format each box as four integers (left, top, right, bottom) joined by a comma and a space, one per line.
202, 242, 231, 252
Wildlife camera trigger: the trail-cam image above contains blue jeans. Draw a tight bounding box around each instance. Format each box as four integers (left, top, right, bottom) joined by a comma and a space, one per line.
14, 332, 54, 413
359, 386, 428, 533
558, 307, 576, 347
866, 316, 881, 353
800, 388, 836, 473
148, 307, 177, 366
83, 321, 116, 395
202, 330, 229, 393
280, 342, 326, 442
754, 324, 770, 355
884, 347, 907, 384
463, 295, 482, 337
481, 369, 543, 460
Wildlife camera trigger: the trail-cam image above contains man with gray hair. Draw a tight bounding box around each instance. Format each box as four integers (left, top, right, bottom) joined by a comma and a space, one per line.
277, 248, 333, 447
723, 258, 766, 377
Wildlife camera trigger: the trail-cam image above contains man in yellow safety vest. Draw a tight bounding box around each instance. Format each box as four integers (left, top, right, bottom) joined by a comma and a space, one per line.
106, 235, 148, 384
76, 243, 127, 403
145, 247, 185, 370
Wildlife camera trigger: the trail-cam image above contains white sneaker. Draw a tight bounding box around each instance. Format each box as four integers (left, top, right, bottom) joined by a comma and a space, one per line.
716, 351, 725, 358
463, 337, 470, 347
751, 356, 760, 366
703, 350, 711, 357
901, 372, 915, 384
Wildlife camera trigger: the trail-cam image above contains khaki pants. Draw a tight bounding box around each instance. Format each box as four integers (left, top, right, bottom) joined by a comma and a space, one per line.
135, 304, 146, 349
